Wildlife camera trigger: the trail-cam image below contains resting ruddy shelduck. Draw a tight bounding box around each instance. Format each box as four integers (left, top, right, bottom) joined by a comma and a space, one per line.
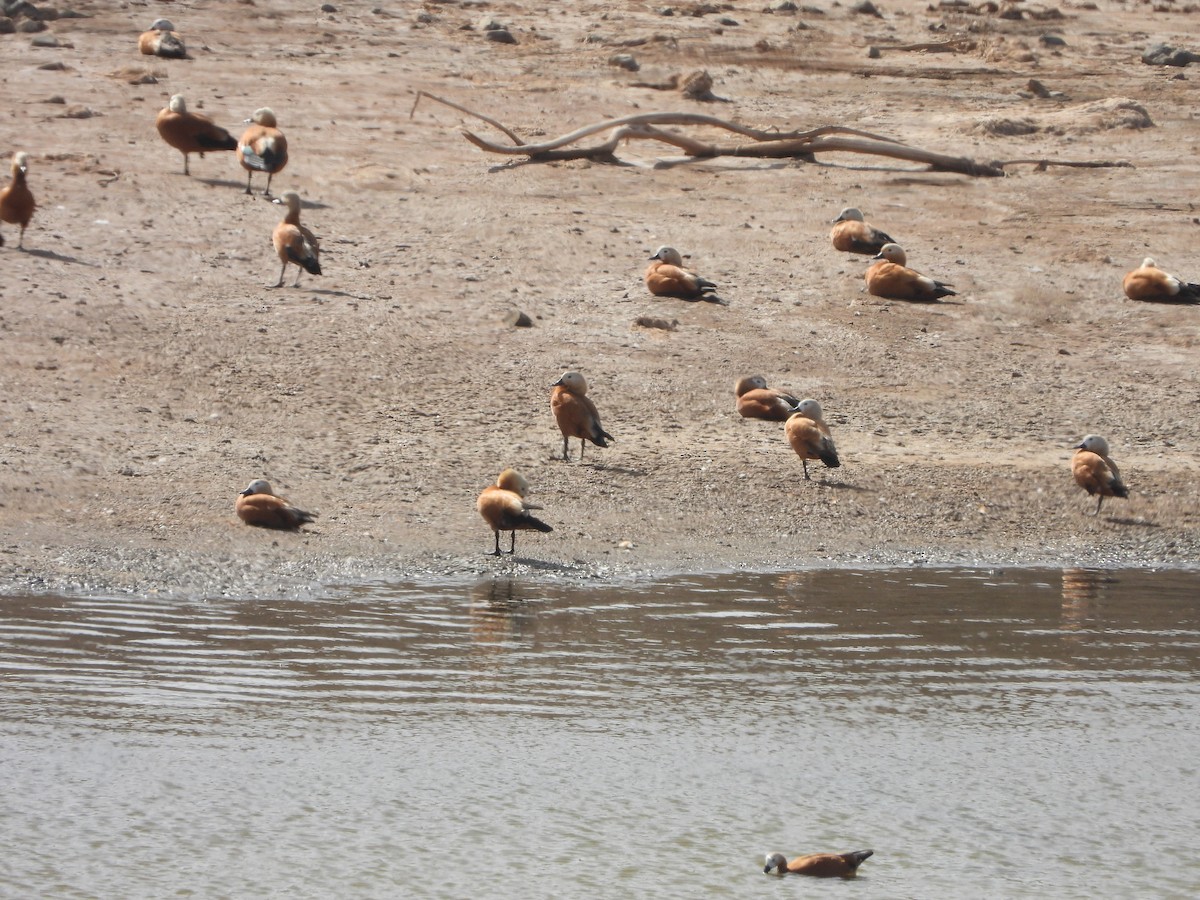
735, 375, 800, 422
270, 191, 321, 288
236, 479, 317, 530
1072, 434, 1129, 516
477, 468, 553, 556
550, 371, 614, 461
830, 207, 895, 256
785, 399, 840, 480
1122, 258, 1200, 304
138, 18, 187, 59
0, 152, 35, 250
764, 849, 873, 878
155, 95, 237, 176
645, 246, 720, 301
865, 244, 956, 303
238, 107, 288, 196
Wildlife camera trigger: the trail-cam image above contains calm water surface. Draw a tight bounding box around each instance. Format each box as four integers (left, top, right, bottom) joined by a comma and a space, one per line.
1, 568, 1197, 899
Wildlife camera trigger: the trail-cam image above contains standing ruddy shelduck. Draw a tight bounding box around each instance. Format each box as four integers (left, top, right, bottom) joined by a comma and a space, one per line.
477, 468, 554, 556
236, 479, 317, 530
1072, 434, 1129, 516
550, 371, 614, 461
138, 18, 187, 58
865, 243, 957, 303
0, 152, 35, 250
645, 246, 721, 301
155, 95, 237, 176
1121, 258, 1200, 304
764, 849, 873, 878
830, 207, 895, 256
785, 399, 840, 480
238, 107, 288, 196
270, 191, 321, 288
735, 375, 799, 422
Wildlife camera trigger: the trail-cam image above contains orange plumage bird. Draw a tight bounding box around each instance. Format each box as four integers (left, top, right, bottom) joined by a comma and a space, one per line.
238, 107, 288, 196
476, 469, 553, 556
155, 95, 237, 176
550, 371, 614, 461
235, 479, 317, 530
1071, 434, 1129, 515
785, 398, 840, 480
1122, 257, 1200, 304
735, 375, 799, 422
138, 18, 187, 59
764, 850, 873, 878
270, 191, 321, 288
644, 245, 721, 302
865, 243, 956, 303
0, 152, 35, 250
830, 207, 895, 256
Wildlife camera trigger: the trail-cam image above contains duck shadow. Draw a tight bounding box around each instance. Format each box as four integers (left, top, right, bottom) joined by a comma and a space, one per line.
584, 463, 649, 477
196, 176, 251, 191
306, 288, 369, 300
18, 247, 97, 266
817, 479, 871, 492
1105, 515, 1159, 528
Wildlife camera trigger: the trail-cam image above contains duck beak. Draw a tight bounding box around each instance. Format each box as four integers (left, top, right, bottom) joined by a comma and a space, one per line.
550, 376, 564, 387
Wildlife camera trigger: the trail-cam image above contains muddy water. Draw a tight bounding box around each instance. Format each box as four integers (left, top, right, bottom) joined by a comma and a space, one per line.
1, 568, 1197, 898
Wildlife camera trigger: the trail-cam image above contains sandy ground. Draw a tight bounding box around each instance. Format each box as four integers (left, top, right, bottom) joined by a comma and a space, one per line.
1, 0, 1198, 598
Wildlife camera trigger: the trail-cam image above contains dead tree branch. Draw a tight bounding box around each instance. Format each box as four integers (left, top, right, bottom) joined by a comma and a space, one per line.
414, 94, 1129, 178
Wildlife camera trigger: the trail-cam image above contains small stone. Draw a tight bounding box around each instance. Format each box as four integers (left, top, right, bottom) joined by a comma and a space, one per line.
43, 94, 65, 103
503, 310, 533, 327
484, 27, 516, 43
867, 45, 881, 58
769, 0, 798, 10
320, 2, 337, 11
0, 17, 14, 34
1039, 34, 1066, 47
851, 0, 882, 17
37, 60, 67, 70
609, 53, 639, 71
717, 16, 738, 25
19, 18, 47, 32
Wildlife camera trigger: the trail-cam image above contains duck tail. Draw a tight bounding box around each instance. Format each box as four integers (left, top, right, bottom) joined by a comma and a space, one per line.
844, 849, 874, 869
523, 513, 554, 533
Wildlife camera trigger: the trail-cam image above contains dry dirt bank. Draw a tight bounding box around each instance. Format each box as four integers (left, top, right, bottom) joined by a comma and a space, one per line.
1, 0, 1198, 598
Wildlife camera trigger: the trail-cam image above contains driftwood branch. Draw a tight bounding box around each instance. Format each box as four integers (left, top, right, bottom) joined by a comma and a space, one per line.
414, 93, 1128, 178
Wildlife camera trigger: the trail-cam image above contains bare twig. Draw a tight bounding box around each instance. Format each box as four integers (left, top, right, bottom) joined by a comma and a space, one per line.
416, 97, 1115, 178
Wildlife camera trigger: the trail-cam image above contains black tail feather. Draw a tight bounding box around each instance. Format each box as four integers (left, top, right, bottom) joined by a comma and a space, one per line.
199, 131, 237, 152
845, 850, 874, 869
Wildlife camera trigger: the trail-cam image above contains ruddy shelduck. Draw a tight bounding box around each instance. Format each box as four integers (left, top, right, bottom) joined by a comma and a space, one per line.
477, 468, 553, 556
764, 849, 873, 878
138, 18, 187, 59
550, 371, 614, 461
238, 107, 288, 196
785, 399, 840, 480
0, 152, 35, 250
270, 191, 321, 288
735, 375, 800, 422
830, 207, 895, 255
865, 244, 956, 302
236, 479, 317, 530
155, 95, 237, 176
1072, 434, 1129, 516
645, 246, 720, 301
1121, 258, 1200, 304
